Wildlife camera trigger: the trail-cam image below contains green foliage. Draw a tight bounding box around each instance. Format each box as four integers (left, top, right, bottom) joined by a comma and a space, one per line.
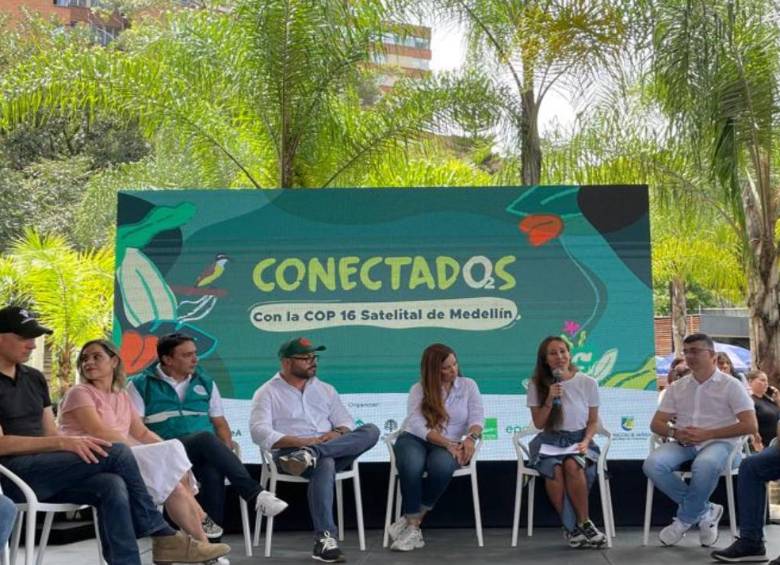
0, 230, 114, 392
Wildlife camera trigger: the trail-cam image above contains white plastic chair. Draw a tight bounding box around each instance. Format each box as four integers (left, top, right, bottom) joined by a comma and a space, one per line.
510, 424, 615, 548
0, 463, 103, 565
642, 434, 749, 545
251, 448, 365, 557
382, 430, 484, 548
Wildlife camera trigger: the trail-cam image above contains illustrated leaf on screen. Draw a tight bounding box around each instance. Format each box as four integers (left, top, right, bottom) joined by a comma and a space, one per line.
117, 248, 178, 327
590, 348, 618, 382
115, 203, 197, 264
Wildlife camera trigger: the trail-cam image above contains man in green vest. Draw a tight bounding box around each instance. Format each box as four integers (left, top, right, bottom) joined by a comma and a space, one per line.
127, 333, 287, 538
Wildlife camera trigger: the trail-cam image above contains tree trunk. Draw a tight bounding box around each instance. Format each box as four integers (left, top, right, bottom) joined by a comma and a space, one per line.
55, 345, 73, 400
670, 277, 687, 354
520, 68, 541, 185
742, 181, 780, 384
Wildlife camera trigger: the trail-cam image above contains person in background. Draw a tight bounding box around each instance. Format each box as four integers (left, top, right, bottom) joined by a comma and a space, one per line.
716, 352, 749, 390
658, 358, 690, 404
388, 344, 484, 552
746, 369, 780, 452
526, 336, 606, 548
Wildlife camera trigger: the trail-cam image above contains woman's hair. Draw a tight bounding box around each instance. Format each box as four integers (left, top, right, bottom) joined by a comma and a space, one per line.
77, 339, 126, 392
419, 343, 456, 432
532, 336, 576, 431
746, 369, 767, 382
716, 352, 740, 379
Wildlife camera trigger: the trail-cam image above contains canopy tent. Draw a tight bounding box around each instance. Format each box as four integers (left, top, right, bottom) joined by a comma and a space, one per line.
655, 341, 751, 375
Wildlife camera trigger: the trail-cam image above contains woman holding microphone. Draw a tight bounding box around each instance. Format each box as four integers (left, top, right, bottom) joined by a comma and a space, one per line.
526, 336, 606, 548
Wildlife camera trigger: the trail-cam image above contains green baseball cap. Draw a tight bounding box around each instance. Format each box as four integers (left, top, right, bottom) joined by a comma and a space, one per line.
278, 337, 326, 359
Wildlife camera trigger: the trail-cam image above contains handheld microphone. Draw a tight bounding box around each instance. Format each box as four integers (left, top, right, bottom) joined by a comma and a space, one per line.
551, 368, 563, 407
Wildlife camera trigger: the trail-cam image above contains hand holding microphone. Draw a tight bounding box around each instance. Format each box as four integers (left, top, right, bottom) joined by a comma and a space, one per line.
551, 368, 563, 407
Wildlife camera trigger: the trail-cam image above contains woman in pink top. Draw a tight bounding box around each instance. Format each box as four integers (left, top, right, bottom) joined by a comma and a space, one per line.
59, 339, 215, 545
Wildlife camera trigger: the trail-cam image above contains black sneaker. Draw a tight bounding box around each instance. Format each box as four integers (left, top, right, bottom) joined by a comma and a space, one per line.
312, 531, 345, 563
711, 538, 767, 562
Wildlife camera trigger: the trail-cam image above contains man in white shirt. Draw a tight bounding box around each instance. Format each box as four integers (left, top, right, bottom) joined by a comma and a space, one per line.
643, 333, 757, 548
127, 333, 287, 538
250, 337, 380, 563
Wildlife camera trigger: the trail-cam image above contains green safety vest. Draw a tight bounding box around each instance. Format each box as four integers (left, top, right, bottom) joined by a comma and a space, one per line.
131, 368, 215, 440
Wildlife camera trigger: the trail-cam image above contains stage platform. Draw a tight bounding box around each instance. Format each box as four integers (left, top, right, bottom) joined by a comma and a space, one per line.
35, 525, 780, 565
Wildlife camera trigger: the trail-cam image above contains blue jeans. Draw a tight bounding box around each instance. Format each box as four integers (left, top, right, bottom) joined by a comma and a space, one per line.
736, 446, 780, 542
642, 440, 736, 525
0, 493, 16, 547
393, 432, 460, 518
0, 443, 169, 565
179, 431, 263, 524
276, 424, 379, 537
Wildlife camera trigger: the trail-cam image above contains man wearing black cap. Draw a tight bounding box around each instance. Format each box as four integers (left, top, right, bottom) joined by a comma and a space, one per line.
249, 337, 380, 563
0, 305, 230, 565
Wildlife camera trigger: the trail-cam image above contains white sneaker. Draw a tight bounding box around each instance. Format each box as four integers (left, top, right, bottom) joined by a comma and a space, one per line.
699, 503, 724, 547
279, 448, 317, 475
390, 526, 424, 551
388, 517, 407, 541
255, 491, 288, 517
201, 515, 223, 539
659, 518, 692, 546
204, 558, 230, 565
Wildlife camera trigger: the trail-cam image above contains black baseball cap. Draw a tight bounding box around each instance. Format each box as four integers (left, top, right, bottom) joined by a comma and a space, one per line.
0, 306, 53, 338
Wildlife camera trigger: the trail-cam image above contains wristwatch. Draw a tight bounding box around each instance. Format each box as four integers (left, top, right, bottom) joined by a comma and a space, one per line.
666, 421, 677, 439
468, 432, 482, 442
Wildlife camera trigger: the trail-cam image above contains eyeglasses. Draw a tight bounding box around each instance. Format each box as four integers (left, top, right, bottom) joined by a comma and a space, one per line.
682, 347, 713, 356
289, 355, 319, 363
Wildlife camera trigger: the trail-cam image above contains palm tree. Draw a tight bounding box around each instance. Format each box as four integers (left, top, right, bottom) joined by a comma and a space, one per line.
0, 230, 114, 396
421, 0, 627, 184
0, 1, 497, 190
648, 0, 780, 379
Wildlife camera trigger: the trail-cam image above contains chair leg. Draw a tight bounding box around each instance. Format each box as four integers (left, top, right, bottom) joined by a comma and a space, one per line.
606, 478, 616, 538
352, 471, 366, 551
239, 497, 252, 557
394, 482, 401, 522
335, 480, 344, 542
23, 510, 35, 565
469, 470, 483, 547
383, 469, 396, 548
264, 478, 277, 558
34, 513, 54, 565
90, 508, 104, 565
527, 476, 536, 537
643, 480, 654, 546
511, 469, 523, 547
726, 473, 737, 537
598, 472, 612, 549
9, 510, 22, 565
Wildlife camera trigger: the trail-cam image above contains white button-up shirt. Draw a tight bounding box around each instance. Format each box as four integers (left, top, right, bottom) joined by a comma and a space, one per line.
404, 376, 484, 442
658, 368, 754, 448
249, 372, 354, 451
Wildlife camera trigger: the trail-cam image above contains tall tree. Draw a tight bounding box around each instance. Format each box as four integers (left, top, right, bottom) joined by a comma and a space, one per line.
650, 0, 780, 379
0, 1, 496, 190
423, 0, 626, 184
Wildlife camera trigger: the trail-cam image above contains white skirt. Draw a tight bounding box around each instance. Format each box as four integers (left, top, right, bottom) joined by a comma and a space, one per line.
130, 440, 198, 506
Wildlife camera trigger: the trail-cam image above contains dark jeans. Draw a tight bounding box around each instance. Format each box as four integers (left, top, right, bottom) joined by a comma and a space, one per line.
275, 424, 380, 536
393, 432, 460, 518
178, 431, 263, 524
737, 446, 780, 542
0, 443, 168, 565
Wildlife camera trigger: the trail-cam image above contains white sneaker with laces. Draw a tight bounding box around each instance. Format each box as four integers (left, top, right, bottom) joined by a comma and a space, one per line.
388, 517, 407, 541
201, 515, 223, 539
279, 448, 317, 475
390, 526, 424, 551
699, 502, 724, 547
255, 491, 289, 517
659, 518, 692, 546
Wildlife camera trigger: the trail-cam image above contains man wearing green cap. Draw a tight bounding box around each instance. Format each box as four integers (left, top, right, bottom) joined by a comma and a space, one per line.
250, 337, 380, 563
